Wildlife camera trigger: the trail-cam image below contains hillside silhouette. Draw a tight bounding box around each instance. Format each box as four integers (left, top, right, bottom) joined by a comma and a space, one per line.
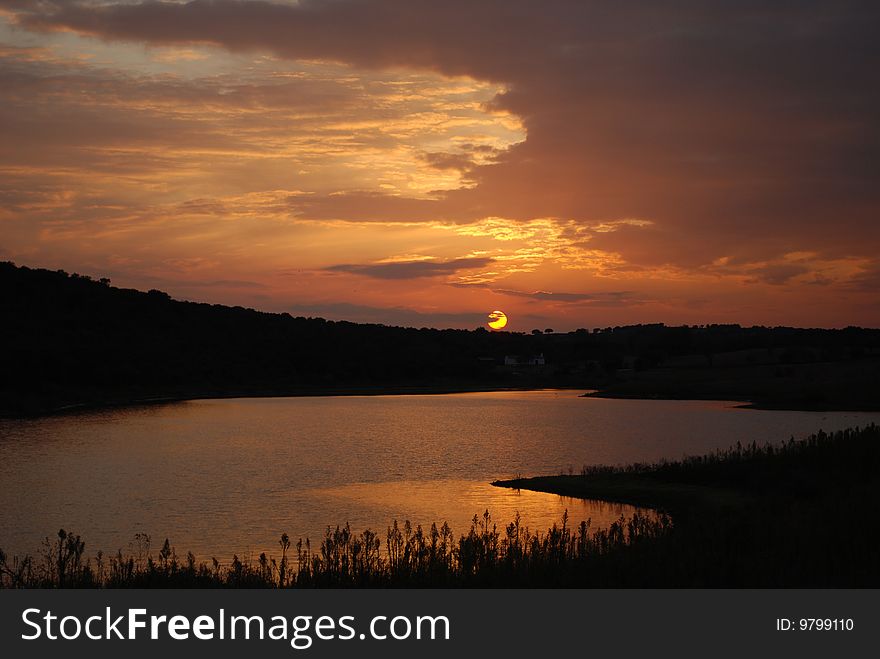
2, 261, 879, 416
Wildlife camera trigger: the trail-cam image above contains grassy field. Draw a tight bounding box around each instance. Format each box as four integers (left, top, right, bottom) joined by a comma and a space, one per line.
1, 425, 877, 587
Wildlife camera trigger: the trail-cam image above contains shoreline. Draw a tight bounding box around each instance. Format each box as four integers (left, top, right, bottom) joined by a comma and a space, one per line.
490, 422, 880, 515
491, 474, 748, 515
6, 384, 880, 420
578, 390, 880, 413
0, 385, 588, 420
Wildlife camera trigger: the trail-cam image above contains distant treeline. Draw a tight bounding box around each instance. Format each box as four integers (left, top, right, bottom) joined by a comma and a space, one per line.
2, 261, 879, 415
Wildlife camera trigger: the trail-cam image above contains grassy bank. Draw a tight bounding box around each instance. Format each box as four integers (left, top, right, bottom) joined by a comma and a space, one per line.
2, 426, 877, 587
494, 424, 880, 512
494, 425, 880, 585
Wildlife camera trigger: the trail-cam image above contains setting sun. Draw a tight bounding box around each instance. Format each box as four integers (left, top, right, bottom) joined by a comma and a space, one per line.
487, 310, 508, 330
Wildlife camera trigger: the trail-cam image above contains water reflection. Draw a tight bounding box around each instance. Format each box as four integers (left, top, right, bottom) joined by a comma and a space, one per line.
310, 479, 645, 537
2, 391, 879, 560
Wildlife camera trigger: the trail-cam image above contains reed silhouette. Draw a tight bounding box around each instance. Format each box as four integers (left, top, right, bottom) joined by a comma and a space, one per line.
0, 512, 668, 588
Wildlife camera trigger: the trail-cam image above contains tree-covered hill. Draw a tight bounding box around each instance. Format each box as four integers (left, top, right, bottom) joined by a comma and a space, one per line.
2, 261, 879, 415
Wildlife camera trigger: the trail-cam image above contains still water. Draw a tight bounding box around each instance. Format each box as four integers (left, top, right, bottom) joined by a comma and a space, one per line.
1, 391, 878, 559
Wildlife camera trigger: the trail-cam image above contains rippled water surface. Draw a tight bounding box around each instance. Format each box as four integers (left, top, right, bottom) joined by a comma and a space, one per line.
1, 391, 878, 558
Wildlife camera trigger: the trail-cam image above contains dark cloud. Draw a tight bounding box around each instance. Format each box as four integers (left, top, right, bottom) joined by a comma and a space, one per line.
326, 257, 493, 279
747, 264, 811, 285
451, 283, 642, 306
420, 152, 474, 172
495, 288, 638, 305
420, 145, 503, 174
843, 264, 880, 292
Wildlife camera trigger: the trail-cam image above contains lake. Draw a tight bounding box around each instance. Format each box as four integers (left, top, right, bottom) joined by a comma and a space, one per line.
1, 391, 878, 560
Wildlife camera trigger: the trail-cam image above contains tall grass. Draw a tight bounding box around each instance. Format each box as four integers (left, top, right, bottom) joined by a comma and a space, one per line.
580, 423, 880, 494
0, 510, 669, 588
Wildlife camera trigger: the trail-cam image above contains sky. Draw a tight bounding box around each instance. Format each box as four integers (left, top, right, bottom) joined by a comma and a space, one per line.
1, 0, 879, 331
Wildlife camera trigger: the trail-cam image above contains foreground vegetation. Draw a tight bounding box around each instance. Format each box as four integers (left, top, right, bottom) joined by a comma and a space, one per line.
2, 425, 878, 587
0, 512, 669, 588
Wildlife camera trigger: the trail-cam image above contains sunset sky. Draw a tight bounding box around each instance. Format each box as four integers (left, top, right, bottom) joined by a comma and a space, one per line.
1, 0, 878, 330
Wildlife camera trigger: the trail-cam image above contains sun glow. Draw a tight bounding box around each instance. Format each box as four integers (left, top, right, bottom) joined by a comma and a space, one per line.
487, 310, 508, 330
